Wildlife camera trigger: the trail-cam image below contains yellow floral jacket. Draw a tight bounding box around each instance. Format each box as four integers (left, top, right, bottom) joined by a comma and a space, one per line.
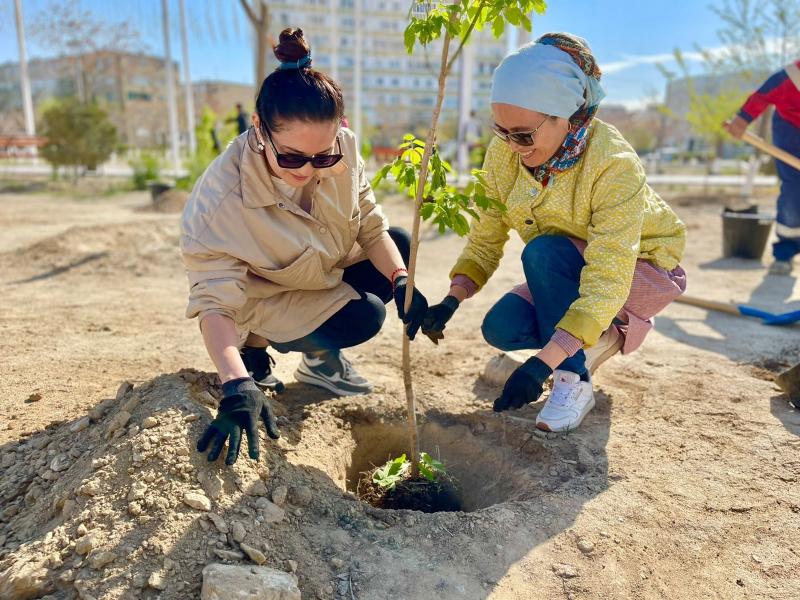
450, 119, 686, 347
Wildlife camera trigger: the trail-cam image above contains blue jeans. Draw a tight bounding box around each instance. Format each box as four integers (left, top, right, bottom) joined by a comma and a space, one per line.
772, 112, 800, 261
481, 235, 588, 376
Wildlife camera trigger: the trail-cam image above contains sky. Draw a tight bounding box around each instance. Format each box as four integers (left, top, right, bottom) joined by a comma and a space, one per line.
0, 0, 730, 109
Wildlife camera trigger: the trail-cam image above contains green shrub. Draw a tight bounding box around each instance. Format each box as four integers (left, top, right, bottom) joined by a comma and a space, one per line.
129, 151, 162, 190
39, 99, 117, 176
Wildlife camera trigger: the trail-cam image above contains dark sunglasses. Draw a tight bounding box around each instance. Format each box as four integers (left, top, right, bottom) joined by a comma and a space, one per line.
263, 127, 344, 169
491, 115, 549, 147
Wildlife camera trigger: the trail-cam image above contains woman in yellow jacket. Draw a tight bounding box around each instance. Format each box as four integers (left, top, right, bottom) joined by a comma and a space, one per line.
181, 29, 429, 464
422, 34, 687, 432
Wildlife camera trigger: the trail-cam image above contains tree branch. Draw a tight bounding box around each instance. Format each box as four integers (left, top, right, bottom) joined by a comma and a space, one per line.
238, 0, 258, 25
445, 0, 488, 73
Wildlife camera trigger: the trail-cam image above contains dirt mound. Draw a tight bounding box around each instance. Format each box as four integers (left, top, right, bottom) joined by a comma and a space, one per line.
0, 220, 181, 282
138, 189, 190, 214
0, 371, 601, 599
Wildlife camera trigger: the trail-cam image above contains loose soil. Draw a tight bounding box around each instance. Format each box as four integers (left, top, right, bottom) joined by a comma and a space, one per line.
0, 187, 798, 599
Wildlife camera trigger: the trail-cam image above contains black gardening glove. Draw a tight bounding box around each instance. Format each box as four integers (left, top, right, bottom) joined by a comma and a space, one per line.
392, 276, 429, 341
421, 295, 460, 344
493, 357, 553, 412
196, 377, 280, 465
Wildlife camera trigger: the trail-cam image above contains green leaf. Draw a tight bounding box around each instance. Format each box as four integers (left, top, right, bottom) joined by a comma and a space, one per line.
491, 15, 504, 38
418, 452, 446, 482
404, 26, 416, 54
372, 454, 410, 490
420, 202, 435, 220
371, 164, 392, 189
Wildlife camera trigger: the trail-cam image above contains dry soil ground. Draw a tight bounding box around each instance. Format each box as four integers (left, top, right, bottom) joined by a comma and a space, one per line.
0, 186, 798, 599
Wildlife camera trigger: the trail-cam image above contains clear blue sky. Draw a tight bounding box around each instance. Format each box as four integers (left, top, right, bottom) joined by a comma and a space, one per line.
0, 0, 726, 108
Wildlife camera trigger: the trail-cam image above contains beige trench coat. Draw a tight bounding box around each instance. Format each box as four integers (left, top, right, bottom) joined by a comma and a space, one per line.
180, 128, 389, 343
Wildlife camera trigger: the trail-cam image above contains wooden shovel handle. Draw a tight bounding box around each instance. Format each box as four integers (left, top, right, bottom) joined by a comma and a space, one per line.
674, 295, 742, 316
742, 131, 800, 171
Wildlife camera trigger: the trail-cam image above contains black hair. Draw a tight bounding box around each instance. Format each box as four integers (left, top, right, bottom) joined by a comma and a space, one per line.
254, 28, 345, 134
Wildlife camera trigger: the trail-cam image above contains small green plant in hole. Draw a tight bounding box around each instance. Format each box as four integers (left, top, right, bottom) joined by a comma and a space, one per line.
372, 452, 447, 490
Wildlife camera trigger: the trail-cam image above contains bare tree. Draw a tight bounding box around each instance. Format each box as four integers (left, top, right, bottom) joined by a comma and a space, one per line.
711, 0, 800, 73
238, 0, 271, 87
30, 0, 144, 102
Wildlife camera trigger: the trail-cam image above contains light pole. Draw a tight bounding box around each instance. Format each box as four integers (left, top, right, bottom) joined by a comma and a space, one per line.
353, 0, 363, 140
178, 0, 197, 154
162, 0, 181, 173
14, 0, 36, 143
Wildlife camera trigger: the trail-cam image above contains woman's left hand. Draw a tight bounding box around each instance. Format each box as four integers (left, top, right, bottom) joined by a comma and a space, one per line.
392, 276, 429, 340
494, 357, 553, 412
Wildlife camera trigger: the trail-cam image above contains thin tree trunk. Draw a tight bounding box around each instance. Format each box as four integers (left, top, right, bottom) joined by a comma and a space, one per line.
402, 31, 454, 476
239, 0, 270, 88
255, 1, 269, 86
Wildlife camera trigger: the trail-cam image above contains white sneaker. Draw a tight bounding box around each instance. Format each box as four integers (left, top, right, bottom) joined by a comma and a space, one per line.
584, 326, 623, 374
535, 370, 595, 432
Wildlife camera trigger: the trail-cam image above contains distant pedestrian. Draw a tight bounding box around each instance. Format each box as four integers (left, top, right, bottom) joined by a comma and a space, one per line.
234, 103, 249, 135
724, 59, 800, 276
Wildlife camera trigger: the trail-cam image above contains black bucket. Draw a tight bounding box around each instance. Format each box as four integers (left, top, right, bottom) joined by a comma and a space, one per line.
721, 208, 774, 259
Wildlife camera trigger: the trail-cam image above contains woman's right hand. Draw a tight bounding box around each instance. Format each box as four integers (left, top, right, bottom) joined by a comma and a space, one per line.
421, 295, 460, 344
723, 115, 748, 139
196, 377, 280, 465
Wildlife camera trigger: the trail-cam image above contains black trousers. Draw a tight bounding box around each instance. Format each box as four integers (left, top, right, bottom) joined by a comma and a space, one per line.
269, 227, 410, 354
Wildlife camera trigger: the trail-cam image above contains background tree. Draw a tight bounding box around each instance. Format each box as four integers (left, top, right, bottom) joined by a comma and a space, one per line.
239, 0, 272, 87
40, 98, 117, 179
30, 0, 144, 103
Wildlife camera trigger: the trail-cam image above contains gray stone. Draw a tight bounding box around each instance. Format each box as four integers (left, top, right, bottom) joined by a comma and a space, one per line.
577, 538, 595, 554
75, 533, 98, 555
128, 481, 148, 501
272, 486, 288, 507
255, 498, 285, 523
104, 410, 131, 439
88, 550, 117, 569
0, 560, 54, 599
201, 563, 300, 600
116, 381, 134, 402
552, 563, 579, 579
208, 513, 229, 534
482, 351, 532, 386
49, 454, 70, 472
213, 549, 245, 561
198, 471, 224, 501
240, 543, 266, 565
148, 571, 167, 590
69, 417, 91, 433
231, 522, 246, 543
289, 486, 313, 507
183, 491, 212, 511
142, 416, 159, 429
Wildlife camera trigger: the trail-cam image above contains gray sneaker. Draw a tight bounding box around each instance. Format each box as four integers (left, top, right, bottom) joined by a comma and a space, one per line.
769, 260, 793, 276
294, 350, 373, 396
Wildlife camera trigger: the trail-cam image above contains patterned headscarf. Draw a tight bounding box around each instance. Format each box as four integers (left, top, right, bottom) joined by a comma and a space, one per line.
531, 33, 603, 184
491, 32, 605, 185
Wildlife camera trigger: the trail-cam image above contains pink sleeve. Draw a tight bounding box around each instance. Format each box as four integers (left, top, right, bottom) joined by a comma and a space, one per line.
450, 275, 478, 299
551, 329, 584, 357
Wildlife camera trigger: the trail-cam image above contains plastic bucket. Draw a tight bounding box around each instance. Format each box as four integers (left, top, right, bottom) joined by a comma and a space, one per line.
721, 209, 774, 259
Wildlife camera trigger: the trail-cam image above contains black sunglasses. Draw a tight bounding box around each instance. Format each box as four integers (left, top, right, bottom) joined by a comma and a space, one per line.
263, 127, 344, 169
491, 114, 549, 147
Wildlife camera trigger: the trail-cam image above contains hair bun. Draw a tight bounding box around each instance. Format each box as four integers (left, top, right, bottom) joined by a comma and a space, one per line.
274, 28, 310, 64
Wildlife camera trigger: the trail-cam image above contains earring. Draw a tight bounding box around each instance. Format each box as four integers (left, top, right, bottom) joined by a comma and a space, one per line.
257, 141, 264, 151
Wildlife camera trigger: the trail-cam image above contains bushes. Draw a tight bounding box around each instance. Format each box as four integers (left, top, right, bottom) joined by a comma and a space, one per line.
39, 99, 117, 177
129, 151, 163, 190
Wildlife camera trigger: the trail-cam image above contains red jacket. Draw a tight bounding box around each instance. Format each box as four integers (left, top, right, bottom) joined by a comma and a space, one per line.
738, 60, 800, 129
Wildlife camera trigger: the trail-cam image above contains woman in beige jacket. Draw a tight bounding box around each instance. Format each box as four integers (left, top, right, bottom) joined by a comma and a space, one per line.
182, 29, 429, 465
